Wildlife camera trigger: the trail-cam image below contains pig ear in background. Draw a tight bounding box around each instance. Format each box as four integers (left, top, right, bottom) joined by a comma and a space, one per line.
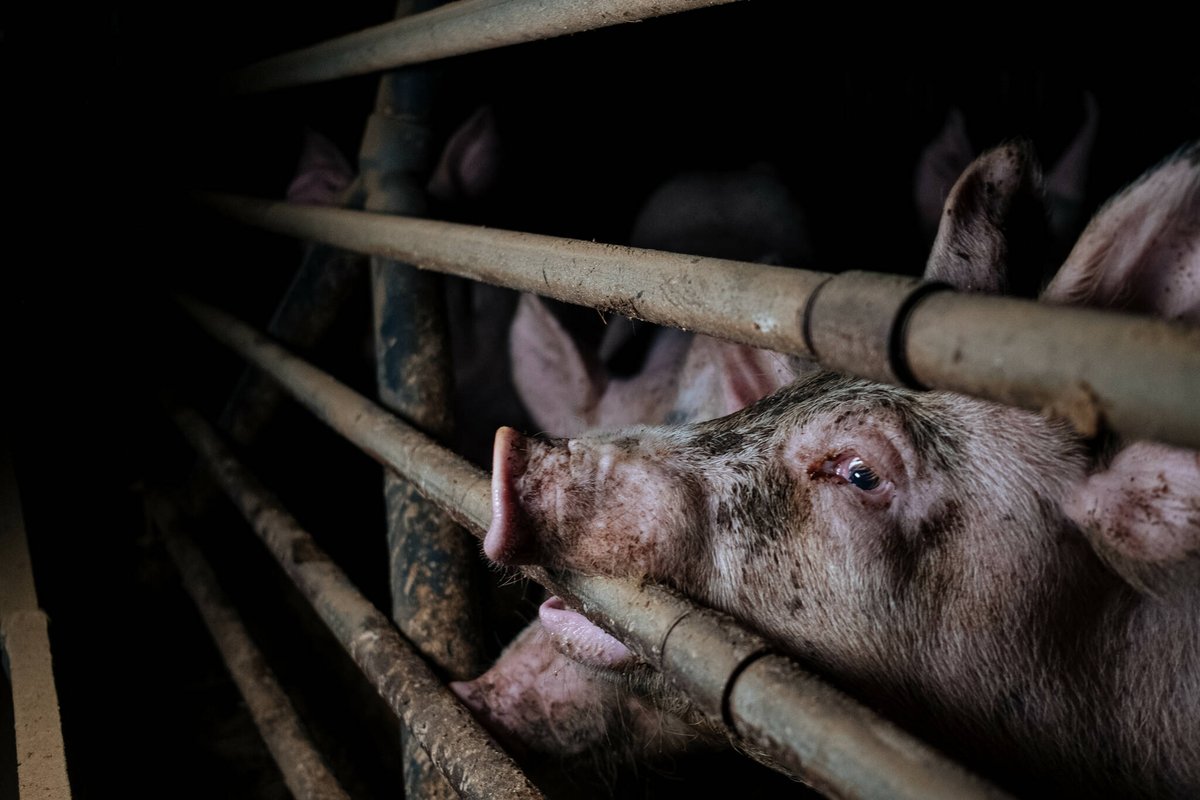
701, 338, 808, 416
510, 294, 604, 436
914, 108, 976, 244
1041, 141, 1200, 323
427, 106, 501, 205
922, 140, 1047, 296
1043, 92, 1100, 247
286, 129, 355, 206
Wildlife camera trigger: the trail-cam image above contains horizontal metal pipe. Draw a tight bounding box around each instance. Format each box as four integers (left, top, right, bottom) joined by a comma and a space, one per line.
177, 296, 1009, 799
0, 437, 72, 799
905, 291, 1200, 448
198, 193, 828, 357
170, 408, 543, 800
151, 497, 350, 800
229, 0, 742, 94
197, 195, 1200, 450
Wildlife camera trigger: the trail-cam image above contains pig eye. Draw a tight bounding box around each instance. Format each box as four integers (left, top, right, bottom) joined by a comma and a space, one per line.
844, 457, 881, 491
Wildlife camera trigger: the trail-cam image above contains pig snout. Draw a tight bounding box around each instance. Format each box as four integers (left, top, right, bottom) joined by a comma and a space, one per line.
486, 426, 695, 579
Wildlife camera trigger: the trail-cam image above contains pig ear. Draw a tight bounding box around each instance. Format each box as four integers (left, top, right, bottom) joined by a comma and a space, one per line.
427, 106, 501, 204
923, 140, 1047, 296
286, 129, 354, 206
914, 108, 976, 243
1041, 143, 1200, 323
710, 340, 808, 415
1065, 442, 1200, 589
510, 294, 605, 436
1044, 92, 1099, 245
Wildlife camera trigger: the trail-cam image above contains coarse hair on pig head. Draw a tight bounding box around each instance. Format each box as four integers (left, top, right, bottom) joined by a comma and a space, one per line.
483, 141, 1200, 798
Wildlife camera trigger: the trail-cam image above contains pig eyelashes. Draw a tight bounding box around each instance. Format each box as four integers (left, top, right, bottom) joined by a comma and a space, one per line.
813, 453, 894, 502
843, 457, 882, 491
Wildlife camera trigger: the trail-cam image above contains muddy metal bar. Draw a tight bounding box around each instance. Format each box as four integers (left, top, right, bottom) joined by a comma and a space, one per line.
170, 407, 543, 800
0, 436, 72, 799
229, 0, 742, 94
177, 296, 1010, 800
150, 497, 350, 800
197, 194, 1200, 450
359, 1, 486, 796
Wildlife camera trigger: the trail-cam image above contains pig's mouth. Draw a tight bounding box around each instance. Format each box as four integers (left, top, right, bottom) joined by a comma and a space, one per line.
539, 596, 637, 670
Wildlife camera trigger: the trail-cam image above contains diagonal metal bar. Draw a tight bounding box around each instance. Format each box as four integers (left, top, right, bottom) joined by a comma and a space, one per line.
150, 497, 351, 800
169, 406, 544, 800
0, 435, 72, 799
229, 0, 743, 94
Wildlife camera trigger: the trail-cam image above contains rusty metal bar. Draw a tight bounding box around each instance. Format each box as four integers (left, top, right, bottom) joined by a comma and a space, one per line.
150, 497, 350, 800
229, 0, 743, 94
169, 408, 543, 800
176, 296, 1010, 799
358, 1, 486, 796
196, 195, 1200, 450
0, 436, 72, 799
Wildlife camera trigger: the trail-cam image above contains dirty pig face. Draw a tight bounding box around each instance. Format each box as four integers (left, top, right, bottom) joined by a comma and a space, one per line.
487, 371, 1088, 670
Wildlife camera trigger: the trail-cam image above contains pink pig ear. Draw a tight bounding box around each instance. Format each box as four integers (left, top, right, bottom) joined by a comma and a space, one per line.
1065, 442, 1200, 589
1041, 143, 1200, 322
914, 108, 976, 244
510, 294, 605, 436
922, 140, 1046, 296
427, 105, 501, 204
706, 339, 808, 415
286, 129, 354, 206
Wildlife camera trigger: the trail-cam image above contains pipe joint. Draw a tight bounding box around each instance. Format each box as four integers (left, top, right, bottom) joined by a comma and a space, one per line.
805, 271, 950, 387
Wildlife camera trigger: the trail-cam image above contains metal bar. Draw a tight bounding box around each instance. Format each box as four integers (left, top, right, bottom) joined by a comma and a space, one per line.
0, 436, 72, 799
170, 407, 544, 800
229, 0, 743, 94
197, 193, 827, 358
358, 1, 485, 796
363, 0, 485, 696
196, 195, 1200, 450
150, 497, 350, 800
176, 296, 1010, 799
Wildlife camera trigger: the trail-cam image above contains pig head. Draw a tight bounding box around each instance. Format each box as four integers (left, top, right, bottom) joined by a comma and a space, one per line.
483, 142, 1200, 797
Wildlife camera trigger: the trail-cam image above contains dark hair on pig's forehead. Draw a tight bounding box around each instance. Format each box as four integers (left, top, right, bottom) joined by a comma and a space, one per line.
698, 372, 969, 471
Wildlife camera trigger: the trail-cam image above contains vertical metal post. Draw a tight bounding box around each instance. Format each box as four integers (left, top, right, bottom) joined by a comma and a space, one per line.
1, 435, 72, 799
359, 2, 487, 797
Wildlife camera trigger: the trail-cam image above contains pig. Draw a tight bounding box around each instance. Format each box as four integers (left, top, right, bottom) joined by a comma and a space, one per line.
472, 141, 1200, 798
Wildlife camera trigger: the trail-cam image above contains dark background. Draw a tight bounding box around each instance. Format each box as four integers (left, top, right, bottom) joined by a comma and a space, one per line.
3, 3, 1198, 797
